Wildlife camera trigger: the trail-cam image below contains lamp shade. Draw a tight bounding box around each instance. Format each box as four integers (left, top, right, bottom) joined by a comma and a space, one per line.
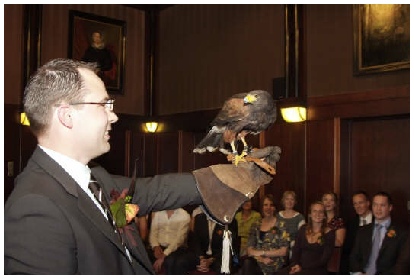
280, 107, 306, 123
145, 122, 158, 133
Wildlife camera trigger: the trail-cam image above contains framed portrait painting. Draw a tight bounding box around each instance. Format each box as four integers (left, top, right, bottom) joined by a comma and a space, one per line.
353, 4, 410, 75
69, 10, 126, 94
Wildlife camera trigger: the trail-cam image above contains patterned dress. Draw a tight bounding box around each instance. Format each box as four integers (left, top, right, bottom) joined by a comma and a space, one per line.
247, 219, 290, 274
277, 211, 305, 243
327, 216, 345, 232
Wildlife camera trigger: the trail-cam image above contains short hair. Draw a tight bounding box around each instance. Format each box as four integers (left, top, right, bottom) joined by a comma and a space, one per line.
352, 190, 370, 201
281, 190, 297, 206
23, 58, 98, 136
261, 194, 275, 209
372, 191, 393, 205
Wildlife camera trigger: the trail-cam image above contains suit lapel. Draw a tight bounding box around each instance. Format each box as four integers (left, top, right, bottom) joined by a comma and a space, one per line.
33, 147, 155, 272
378, 223, 395, 254
32, 147, 128, 256
77, 189, 127, 252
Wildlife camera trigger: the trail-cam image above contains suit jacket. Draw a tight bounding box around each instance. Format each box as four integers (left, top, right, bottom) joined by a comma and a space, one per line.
5, 147, 202, 274
349, 221, 408, 275
340, 215, 367, 274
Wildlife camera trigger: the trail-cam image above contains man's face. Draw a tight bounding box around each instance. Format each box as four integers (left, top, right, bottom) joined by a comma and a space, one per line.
71, 68, 118, 163
92, 32, 103, 44
352, 194, 370, 216
372, 195, 392, 221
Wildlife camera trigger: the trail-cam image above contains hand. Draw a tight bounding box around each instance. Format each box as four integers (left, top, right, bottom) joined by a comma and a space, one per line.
260, 257, 274, 265
196, 257, 213, 272
153, 257, 165, 273
289, 264, 302, 274
153, 246, 164, 259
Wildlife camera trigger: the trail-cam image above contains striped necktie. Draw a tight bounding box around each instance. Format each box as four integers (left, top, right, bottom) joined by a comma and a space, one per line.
88, 175, 126, 247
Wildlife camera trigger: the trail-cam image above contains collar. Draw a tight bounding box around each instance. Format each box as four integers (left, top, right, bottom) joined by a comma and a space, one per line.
39, 145, 91, 192
375, 217, 391, 229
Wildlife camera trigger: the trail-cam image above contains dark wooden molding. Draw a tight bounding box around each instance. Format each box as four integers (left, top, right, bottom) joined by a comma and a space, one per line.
307, 86, 409, 120
123, 4, 174, 12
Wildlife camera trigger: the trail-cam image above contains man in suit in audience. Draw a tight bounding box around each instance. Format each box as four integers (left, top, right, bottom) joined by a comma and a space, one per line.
340, 191, 373, 274
349, 191, 408, 275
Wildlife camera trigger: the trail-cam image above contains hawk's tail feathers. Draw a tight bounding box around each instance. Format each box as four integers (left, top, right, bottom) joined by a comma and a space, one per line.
193, 128, 223, 154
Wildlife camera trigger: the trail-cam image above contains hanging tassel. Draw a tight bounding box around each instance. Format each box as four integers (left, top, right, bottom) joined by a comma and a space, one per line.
221, 224, 232, 274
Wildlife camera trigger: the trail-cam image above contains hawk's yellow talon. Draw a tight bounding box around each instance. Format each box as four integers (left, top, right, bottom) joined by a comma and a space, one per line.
232, 152, 247, 166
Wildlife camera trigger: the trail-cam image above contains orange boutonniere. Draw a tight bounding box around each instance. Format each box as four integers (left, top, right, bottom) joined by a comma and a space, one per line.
110, 188, 139, 228
387, 229, 396, 238
109, 158, 140, 228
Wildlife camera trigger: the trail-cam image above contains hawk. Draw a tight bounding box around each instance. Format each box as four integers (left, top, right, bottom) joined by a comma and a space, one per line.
193, 90, 277, 164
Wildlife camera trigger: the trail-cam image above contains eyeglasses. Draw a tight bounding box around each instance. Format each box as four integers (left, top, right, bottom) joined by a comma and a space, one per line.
70, 99, 115, 111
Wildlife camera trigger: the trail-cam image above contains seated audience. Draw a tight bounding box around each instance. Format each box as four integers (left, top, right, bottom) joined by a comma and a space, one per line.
340, 190, 372, 274
350, 191, 409, 275
238, 194, 290, 275
322, 191, 346, 274
277, 190, 305, 258
148, 208, 190, 274
235, 199, 261, 258
277, 201, 335, 275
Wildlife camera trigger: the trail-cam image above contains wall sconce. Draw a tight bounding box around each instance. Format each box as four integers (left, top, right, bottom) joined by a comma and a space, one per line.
145, 122, 158, 133
20, 112, 30, 126
280, 106, 306, 123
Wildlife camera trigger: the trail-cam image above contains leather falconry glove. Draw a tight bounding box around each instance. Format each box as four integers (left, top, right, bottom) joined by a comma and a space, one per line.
193, 145, 281, 225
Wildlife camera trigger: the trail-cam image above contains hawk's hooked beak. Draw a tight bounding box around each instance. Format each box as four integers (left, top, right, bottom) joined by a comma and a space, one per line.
244, 94, 257, 104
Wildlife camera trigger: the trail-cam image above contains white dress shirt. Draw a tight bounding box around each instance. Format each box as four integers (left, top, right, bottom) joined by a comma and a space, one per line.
39, 145, 106, 217
149, 208, 190, 256
359, 211, 373, 226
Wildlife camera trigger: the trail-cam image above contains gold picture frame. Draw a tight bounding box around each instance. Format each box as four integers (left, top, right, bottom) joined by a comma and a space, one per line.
353, 4, 409, 75
68, 10, 126, 94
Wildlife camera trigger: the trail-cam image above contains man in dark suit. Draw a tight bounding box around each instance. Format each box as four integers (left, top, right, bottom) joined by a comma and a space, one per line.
349, 191, 408, 275
4, 58, 275, 274
340, 191, 373, 274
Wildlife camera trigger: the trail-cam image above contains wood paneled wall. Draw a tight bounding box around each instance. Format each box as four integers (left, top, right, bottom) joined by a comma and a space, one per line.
156, 4, 285, 115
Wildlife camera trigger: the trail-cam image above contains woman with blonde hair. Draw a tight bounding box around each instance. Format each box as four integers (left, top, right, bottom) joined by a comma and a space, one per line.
278, 191, 305, 255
